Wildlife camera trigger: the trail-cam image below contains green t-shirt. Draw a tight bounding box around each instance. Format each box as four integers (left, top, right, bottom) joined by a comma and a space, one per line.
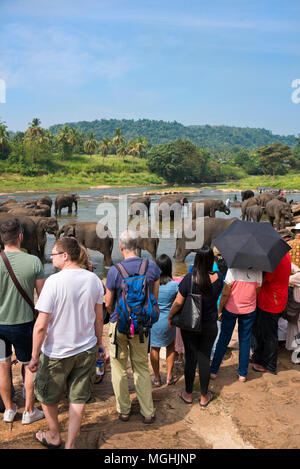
0, 251, 45, 325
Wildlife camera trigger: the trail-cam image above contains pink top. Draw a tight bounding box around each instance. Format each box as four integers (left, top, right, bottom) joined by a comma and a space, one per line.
224, 268, 262, 315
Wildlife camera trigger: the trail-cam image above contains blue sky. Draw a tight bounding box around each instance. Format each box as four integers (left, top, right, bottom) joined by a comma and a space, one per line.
0, 0, 299, 135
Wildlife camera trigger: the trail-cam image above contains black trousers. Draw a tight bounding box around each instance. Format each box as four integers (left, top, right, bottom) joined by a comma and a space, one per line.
251, 307, 279, 374
181, 320, 217, 396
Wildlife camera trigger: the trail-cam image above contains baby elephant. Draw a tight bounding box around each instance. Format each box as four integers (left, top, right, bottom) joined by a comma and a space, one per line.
245, 205, 264, 222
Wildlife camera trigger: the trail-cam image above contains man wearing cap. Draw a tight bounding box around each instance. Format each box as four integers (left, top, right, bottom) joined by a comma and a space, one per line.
288, 223, 300, 269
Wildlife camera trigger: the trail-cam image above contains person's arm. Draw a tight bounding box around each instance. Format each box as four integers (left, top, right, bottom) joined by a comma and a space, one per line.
28, 312, 51, 372
153, 279, 159, 301
218, 283, 232, 320
168, 292, 185, 328
35, 278, 46, 297
105, 288, 115, 314
94, 303, 105, 359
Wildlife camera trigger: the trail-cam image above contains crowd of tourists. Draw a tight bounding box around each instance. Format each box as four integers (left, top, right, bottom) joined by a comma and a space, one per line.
0, 219, 299, 449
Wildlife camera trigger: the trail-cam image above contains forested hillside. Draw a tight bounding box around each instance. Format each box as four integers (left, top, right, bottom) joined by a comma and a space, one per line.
49, 119, 296, 148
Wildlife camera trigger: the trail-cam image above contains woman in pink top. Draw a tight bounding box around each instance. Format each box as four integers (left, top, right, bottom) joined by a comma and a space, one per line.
210, 268, 262, 382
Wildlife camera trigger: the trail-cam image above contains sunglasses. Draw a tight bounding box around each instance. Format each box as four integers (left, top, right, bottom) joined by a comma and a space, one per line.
50, 252, 65, 257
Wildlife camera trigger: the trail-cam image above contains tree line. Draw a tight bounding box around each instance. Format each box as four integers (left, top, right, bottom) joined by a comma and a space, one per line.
1, 118, 299, 183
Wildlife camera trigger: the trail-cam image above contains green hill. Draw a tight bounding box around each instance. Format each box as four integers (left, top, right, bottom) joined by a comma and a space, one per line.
49, 119, 296, 148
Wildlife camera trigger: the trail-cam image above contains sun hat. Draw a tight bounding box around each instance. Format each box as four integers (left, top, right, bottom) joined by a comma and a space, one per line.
291, 223, 300, 232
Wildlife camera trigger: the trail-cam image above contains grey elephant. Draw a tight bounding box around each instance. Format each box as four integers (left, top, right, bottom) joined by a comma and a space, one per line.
57, 221, 113, 266
265, 199, 294, 230
37, 196, 52, 208
241, 190, 255, 201
0, 199, 18, 206
174, 217, 238, 262
8, 204, 51, 218
135, 226, 159, 260
55, 193, 80, 216
155, 195, 188, 221
191, 199, 230, 218
241, 197, 259, 221
245, 205, 264, 222
0, 214, 40, 258
128, 196, 151, 218
30, 216, 59, 260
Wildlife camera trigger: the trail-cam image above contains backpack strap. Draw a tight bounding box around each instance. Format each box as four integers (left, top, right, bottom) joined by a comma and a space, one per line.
115, 262, 130, 279
138, 258, 149, 276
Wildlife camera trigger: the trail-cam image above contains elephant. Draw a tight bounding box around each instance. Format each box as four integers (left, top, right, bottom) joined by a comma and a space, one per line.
0, 199, 18, 206
155, 195, 188, 221
256, 192, 278, 207
135, 226, 159, 260
30, 216, 59, 260
55, 193, 80, 216
174, 217, 238, 262
128, 196, 151, 218
191, 199, 230, 218
241, 197, 259, 221
245, 205, 264, 222
57, 221, 113, 266
8, 204, 51, 218
265, 199, 294, 230
0, 214, 40, 258
241, 190, 255, 201
37, 196, 52, 208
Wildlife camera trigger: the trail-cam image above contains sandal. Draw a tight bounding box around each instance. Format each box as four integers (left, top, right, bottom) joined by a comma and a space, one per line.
238, 375, 247, 382
178, 391, 192, 405
118, 413, 130, 422
199, 391, 215, 408
35, 430, 62, 449
142, 415, 155, 424
152, 378, 162, 387
167, 376, 179, 386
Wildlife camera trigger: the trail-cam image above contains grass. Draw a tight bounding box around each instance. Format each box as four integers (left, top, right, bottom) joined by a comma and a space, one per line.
0, 153, 300, 192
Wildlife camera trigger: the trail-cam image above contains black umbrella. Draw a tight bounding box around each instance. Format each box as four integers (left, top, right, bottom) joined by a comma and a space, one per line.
213, 220, 291, 272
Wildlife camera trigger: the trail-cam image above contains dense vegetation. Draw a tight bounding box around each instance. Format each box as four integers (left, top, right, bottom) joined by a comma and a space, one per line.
1, 118, 299, 190
48, 119, 296, 149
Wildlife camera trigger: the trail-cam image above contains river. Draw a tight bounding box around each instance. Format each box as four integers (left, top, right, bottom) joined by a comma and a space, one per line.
0, 186, 297, 279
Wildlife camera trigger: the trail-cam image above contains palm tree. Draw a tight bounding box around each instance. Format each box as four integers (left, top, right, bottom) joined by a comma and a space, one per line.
117, 141, 128, 161
83, 132, 98, 164
56, 125, 74, 160
24, 118, 48, 163
99, 137, 110, 165
112, 128, 125, 153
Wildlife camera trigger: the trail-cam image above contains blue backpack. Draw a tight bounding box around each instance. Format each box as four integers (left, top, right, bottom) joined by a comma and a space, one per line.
115, 258, 160, 343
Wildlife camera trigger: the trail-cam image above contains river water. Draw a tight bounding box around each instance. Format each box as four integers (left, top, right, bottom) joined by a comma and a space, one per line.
0, 186, 297, 279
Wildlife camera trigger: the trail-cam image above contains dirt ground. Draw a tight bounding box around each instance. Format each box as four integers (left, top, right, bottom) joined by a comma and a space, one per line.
0, 324, 299, 450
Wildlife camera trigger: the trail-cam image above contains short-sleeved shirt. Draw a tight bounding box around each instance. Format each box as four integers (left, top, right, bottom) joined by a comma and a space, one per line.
106, 257, 161, 322
36, 269, 104, 359
178, 271, 223, 322
258, 253, 291, 314
224, 268, 262, 315
0, 251, 44, 325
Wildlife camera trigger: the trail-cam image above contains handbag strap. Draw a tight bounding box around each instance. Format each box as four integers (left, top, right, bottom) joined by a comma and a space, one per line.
0, 251, 35, 312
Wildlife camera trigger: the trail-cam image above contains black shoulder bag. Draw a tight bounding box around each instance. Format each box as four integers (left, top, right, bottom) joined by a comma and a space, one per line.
171, 275, 203, 333
0, 251, 38, 320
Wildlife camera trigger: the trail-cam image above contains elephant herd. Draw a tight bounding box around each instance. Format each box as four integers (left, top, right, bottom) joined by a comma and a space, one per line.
0, 190, 297, 267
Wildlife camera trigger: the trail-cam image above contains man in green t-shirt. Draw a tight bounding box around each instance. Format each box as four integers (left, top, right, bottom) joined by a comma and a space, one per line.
0, 218, 46, 424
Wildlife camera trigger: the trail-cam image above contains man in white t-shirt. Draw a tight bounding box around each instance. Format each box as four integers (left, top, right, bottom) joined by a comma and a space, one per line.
28, 237, 104, 449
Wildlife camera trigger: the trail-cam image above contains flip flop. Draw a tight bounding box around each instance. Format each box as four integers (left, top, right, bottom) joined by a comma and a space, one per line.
167, 376, 179, 386
199, 391, 215, 408
35, 431, 62, 449
178, 391, 192, 405
152, 378, 162, 387
252, 365, 268, 372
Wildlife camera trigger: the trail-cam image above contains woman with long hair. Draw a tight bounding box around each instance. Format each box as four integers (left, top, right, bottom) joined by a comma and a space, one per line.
150, 254, 179, 386
168, 246, 223, 407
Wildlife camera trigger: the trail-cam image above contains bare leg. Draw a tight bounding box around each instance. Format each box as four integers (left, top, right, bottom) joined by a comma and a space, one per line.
166, 341, 175, 381
65, 403, 85, 449
23, 364, 35, 413
38, 403, 61, 446
150, 347, 161, 381
0, 359, 14, 410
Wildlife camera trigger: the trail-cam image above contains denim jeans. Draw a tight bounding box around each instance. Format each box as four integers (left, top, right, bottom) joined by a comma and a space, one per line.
211, 307, 256, 378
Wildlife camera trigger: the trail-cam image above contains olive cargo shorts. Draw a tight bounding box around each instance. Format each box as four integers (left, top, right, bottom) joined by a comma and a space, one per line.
34, 345, 97, 405
109, 322, 155, 418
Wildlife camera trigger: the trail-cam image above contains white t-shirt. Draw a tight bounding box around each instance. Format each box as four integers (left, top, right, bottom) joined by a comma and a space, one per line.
36, 269, 104, 359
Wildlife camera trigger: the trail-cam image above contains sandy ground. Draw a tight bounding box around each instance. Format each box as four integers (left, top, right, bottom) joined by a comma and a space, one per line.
0, 324, 299, 450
